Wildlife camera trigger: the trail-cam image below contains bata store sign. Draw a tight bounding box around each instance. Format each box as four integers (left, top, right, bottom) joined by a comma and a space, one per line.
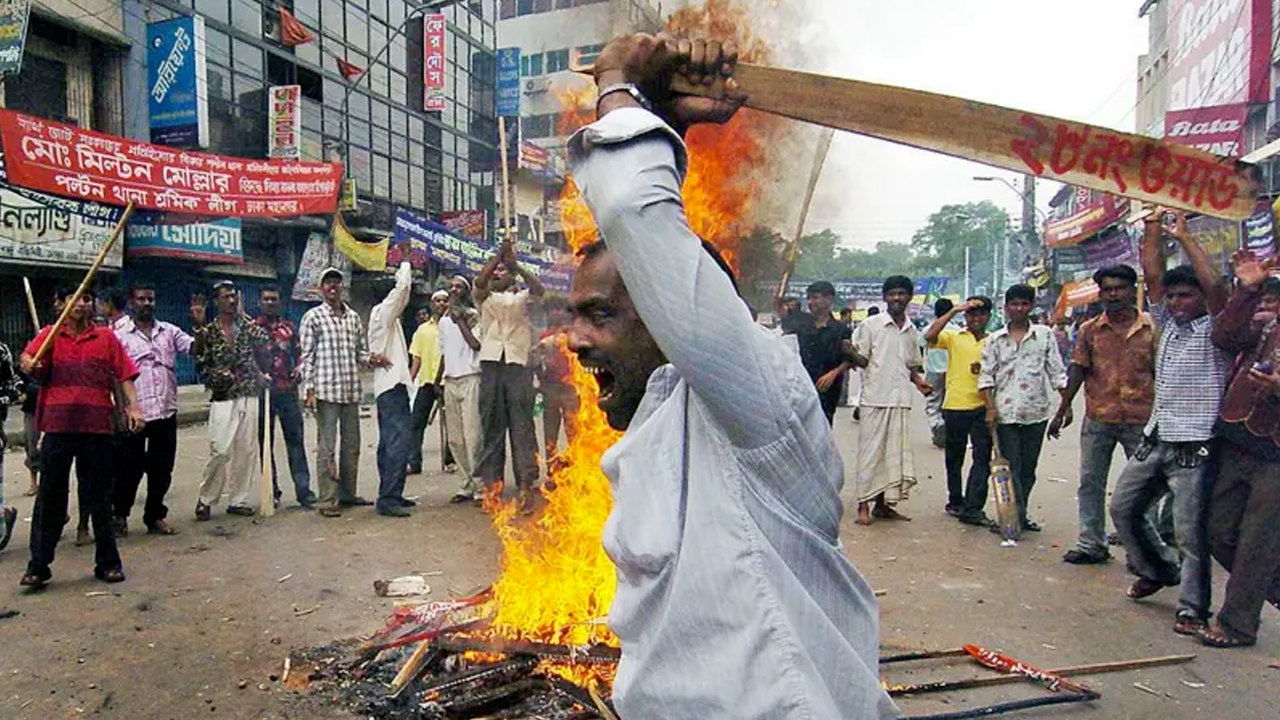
1166, 0, 1270, 111
1164, 104, 1247, 156
0, 109, 342, 217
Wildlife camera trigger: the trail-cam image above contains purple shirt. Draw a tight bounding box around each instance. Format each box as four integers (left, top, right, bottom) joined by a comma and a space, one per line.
114, 317, 194, 422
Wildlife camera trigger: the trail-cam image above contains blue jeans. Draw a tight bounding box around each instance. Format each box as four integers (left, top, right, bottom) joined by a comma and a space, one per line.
1110, 439, 1213, 620
259, 390, 314, 505
375, 385, 413, 511
1075, 419, 1144, 555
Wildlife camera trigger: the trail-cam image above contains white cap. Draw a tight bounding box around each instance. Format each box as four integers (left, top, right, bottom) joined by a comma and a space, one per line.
320, 266, 345, 282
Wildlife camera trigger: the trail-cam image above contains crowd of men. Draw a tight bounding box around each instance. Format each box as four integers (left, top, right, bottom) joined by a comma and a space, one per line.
0, 237, 574, 588
782, 209, 1279, 650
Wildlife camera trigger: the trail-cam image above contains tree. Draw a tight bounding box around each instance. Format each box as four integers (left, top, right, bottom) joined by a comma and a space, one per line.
911, 201, 1011, 275
791, 228, 841, 279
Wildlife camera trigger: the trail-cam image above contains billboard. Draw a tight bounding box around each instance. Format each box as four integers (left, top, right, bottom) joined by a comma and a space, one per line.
497, 47, 521, 117
1166, 0, 1270, 112
147, 16, 210, 148
0, 181, 123, 268
1043, 188, 1130, 248
127, 214, 243, 263
1164, 102, 1248, 156
0, 0, 30, 76
268, 85, 302, 160
423, 13, 446, 112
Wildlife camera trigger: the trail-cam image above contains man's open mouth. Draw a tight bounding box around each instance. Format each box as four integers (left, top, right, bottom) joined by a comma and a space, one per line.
583, 364, 617, 403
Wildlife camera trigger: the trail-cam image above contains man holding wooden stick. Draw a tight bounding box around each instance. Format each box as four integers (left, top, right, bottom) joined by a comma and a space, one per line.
565, 32, 895, 719
19, 286, 143, 588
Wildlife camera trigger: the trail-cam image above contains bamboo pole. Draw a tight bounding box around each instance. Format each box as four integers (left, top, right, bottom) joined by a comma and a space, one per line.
21, 277, 39, 330
775, 128, 834, 301
887, 653, 1195, 696
260, 389, 276, 517
498, 117, 514, 243
31, 203, 134, 364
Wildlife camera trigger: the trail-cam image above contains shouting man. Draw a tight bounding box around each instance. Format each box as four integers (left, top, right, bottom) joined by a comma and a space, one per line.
565, 33, 894, 719
851, 275, 933, 525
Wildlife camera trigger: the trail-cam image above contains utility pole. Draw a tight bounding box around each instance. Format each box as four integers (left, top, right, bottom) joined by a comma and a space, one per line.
1021, 173, 1037, 259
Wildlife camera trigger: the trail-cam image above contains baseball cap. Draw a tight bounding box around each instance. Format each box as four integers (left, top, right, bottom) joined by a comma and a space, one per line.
320, 267, 345, 282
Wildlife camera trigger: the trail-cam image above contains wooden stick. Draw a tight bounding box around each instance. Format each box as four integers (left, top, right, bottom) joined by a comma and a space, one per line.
887, 653, 1195, 696
21, 277, 39, 330
776, 127, 834, 301
31, 203, 134, 364
666, 64, 1258, 221
881, 648, 968, 664
260, 389, 276, 517
389, 638, 433, 697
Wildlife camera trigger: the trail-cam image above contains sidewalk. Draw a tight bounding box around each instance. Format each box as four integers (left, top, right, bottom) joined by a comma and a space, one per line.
3, 384, 213, 448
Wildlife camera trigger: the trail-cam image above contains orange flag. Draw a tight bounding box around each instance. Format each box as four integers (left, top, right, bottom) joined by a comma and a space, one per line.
278, 7, 316, 47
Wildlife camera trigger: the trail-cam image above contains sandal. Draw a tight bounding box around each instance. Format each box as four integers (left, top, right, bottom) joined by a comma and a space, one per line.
1197, 623, 1256, 648
1173, 614, 1208, 636
1126, 577, 1168, 601
146, 519, 180, 536
318, 507, 343, 518
872, 506, 912, 521
20, 570, 51, 589
94, 567, 126, 584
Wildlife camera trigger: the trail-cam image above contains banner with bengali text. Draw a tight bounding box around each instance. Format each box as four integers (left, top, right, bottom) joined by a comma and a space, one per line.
423, 14, 446, 112
0, 109, 342, 217
126, 212, 242, 263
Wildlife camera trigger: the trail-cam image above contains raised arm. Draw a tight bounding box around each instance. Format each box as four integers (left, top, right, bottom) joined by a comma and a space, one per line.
473, 250, 503, 305
502, 243, 546, 298
1140, 211, 1168, 305
1167, 212, 1228, 314
925, 304, 964, 345
1213, 251, 1276, 353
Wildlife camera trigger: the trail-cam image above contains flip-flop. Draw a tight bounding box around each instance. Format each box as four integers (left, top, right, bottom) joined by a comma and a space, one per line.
20, 570, 51, 589
146, 520, 180, 536
94, 567, 126, 584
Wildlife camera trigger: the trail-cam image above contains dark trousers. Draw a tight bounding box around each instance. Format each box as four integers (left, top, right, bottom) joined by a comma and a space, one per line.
1208, 437, 1280, 641
375, 385, 413, 510
29, 433, 122, 575
996, 422, 1048, 525
409, 384, 453, 471
113, 416, 178, 527
259, 390, 314, 504
943, 408, 992, 519
541, 382, 579, 459
474, 360, 539, 489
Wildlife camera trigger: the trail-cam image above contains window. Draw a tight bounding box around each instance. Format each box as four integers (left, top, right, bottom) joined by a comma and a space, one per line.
6, 55, 68, 122
555, 0, 572, 7
517, 0, 532, 15
527, 53, 542, 76
234, 39, 264, 79
321, 0, 343, 38
534, 0, 552, 11
545, 49, 569, 73
231, 0, 262, 35
523, 113, 551, 139
298, 66, 324, 102
194, 0, 229, 24
576, 43, 604, 68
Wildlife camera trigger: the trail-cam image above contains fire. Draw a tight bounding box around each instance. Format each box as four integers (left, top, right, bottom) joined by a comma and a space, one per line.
480, 0, 788, 685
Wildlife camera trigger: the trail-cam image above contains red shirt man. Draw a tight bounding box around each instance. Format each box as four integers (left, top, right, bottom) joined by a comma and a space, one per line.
19, 288, 141, 589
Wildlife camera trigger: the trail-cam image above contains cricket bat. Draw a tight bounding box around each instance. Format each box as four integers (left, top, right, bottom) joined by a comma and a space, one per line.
668, 64, 1259, 221
988, 425, 1019, 543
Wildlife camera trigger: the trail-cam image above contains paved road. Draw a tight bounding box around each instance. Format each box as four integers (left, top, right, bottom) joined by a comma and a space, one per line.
0, 396, 1273, 719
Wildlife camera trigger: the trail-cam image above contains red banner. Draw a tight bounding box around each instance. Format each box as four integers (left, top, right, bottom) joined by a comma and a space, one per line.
0, 109, 341, 217
423, 13, 446, 112
1164, 103, 1248, 157
1044, 187, 1130, 248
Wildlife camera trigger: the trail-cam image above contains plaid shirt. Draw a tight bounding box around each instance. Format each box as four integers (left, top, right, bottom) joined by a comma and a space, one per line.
194, 318, 271, 402
1145, 303, 1232, 442
299, 302, 369, 403
254, 316, 302, 394
115, 318, 195, 421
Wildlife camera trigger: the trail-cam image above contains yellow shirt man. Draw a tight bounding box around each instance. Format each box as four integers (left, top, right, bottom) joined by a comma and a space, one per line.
409, 318, 442, 387
932, 329, 987, 411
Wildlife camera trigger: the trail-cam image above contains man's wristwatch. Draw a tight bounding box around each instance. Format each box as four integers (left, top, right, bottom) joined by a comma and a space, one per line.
597, 82, 651, 111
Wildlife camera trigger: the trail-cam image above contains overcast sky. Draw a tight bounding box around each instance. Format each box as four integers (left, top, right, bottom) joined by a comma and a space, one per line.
774, 0, 1150, 248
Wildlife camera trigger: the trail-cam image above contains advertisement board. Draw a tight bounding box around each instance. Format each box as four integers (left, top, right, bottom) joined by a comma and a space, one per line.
147, 16, 210, 148
1166, 0, 1270, 111
0, 0, 30, 76
1044, 188, 1130, 248
0, 109, 342, 217
0, 181, 123, 268
127, 213, 242, 263
1164, 103, 1248, 156
423, 13, 446, 112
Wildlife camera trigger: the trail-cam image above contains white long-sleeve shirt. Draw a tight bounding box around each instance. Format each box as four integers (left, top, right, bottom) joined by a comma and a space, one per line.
569, 107, 896, 719
367, 262, 414, 397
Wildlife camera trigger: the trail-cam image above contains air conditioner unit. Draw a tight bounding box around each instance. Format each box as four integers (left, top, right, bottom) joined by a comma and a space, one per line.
524, 77, 551, 94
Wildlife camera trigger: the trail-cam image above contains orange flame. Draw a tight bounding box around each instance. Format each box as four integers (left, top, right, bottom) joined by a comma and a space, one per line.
480, 0, 787, 685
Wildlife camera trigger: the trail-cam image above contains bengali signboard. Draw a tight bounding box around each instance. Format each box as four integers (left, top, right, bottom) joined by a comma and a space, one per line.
268, 85, 302, 160
0, 181, 123, 268
1166, 0, 1270, 112
1044, 188, 1130, 248
292, 231, 352, 302
519, 143, 549, 174
762, 277, 950, 306
0, 109, 342, 217
1080, 227, 1136, 269
0, 0, 30, 76
147, 16, 210, 148
1163, 103, 1247, 157
423, 13, 446, 112
496, 48, 521, 117
126, 213, 242, 262
440, 208, 485, 240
